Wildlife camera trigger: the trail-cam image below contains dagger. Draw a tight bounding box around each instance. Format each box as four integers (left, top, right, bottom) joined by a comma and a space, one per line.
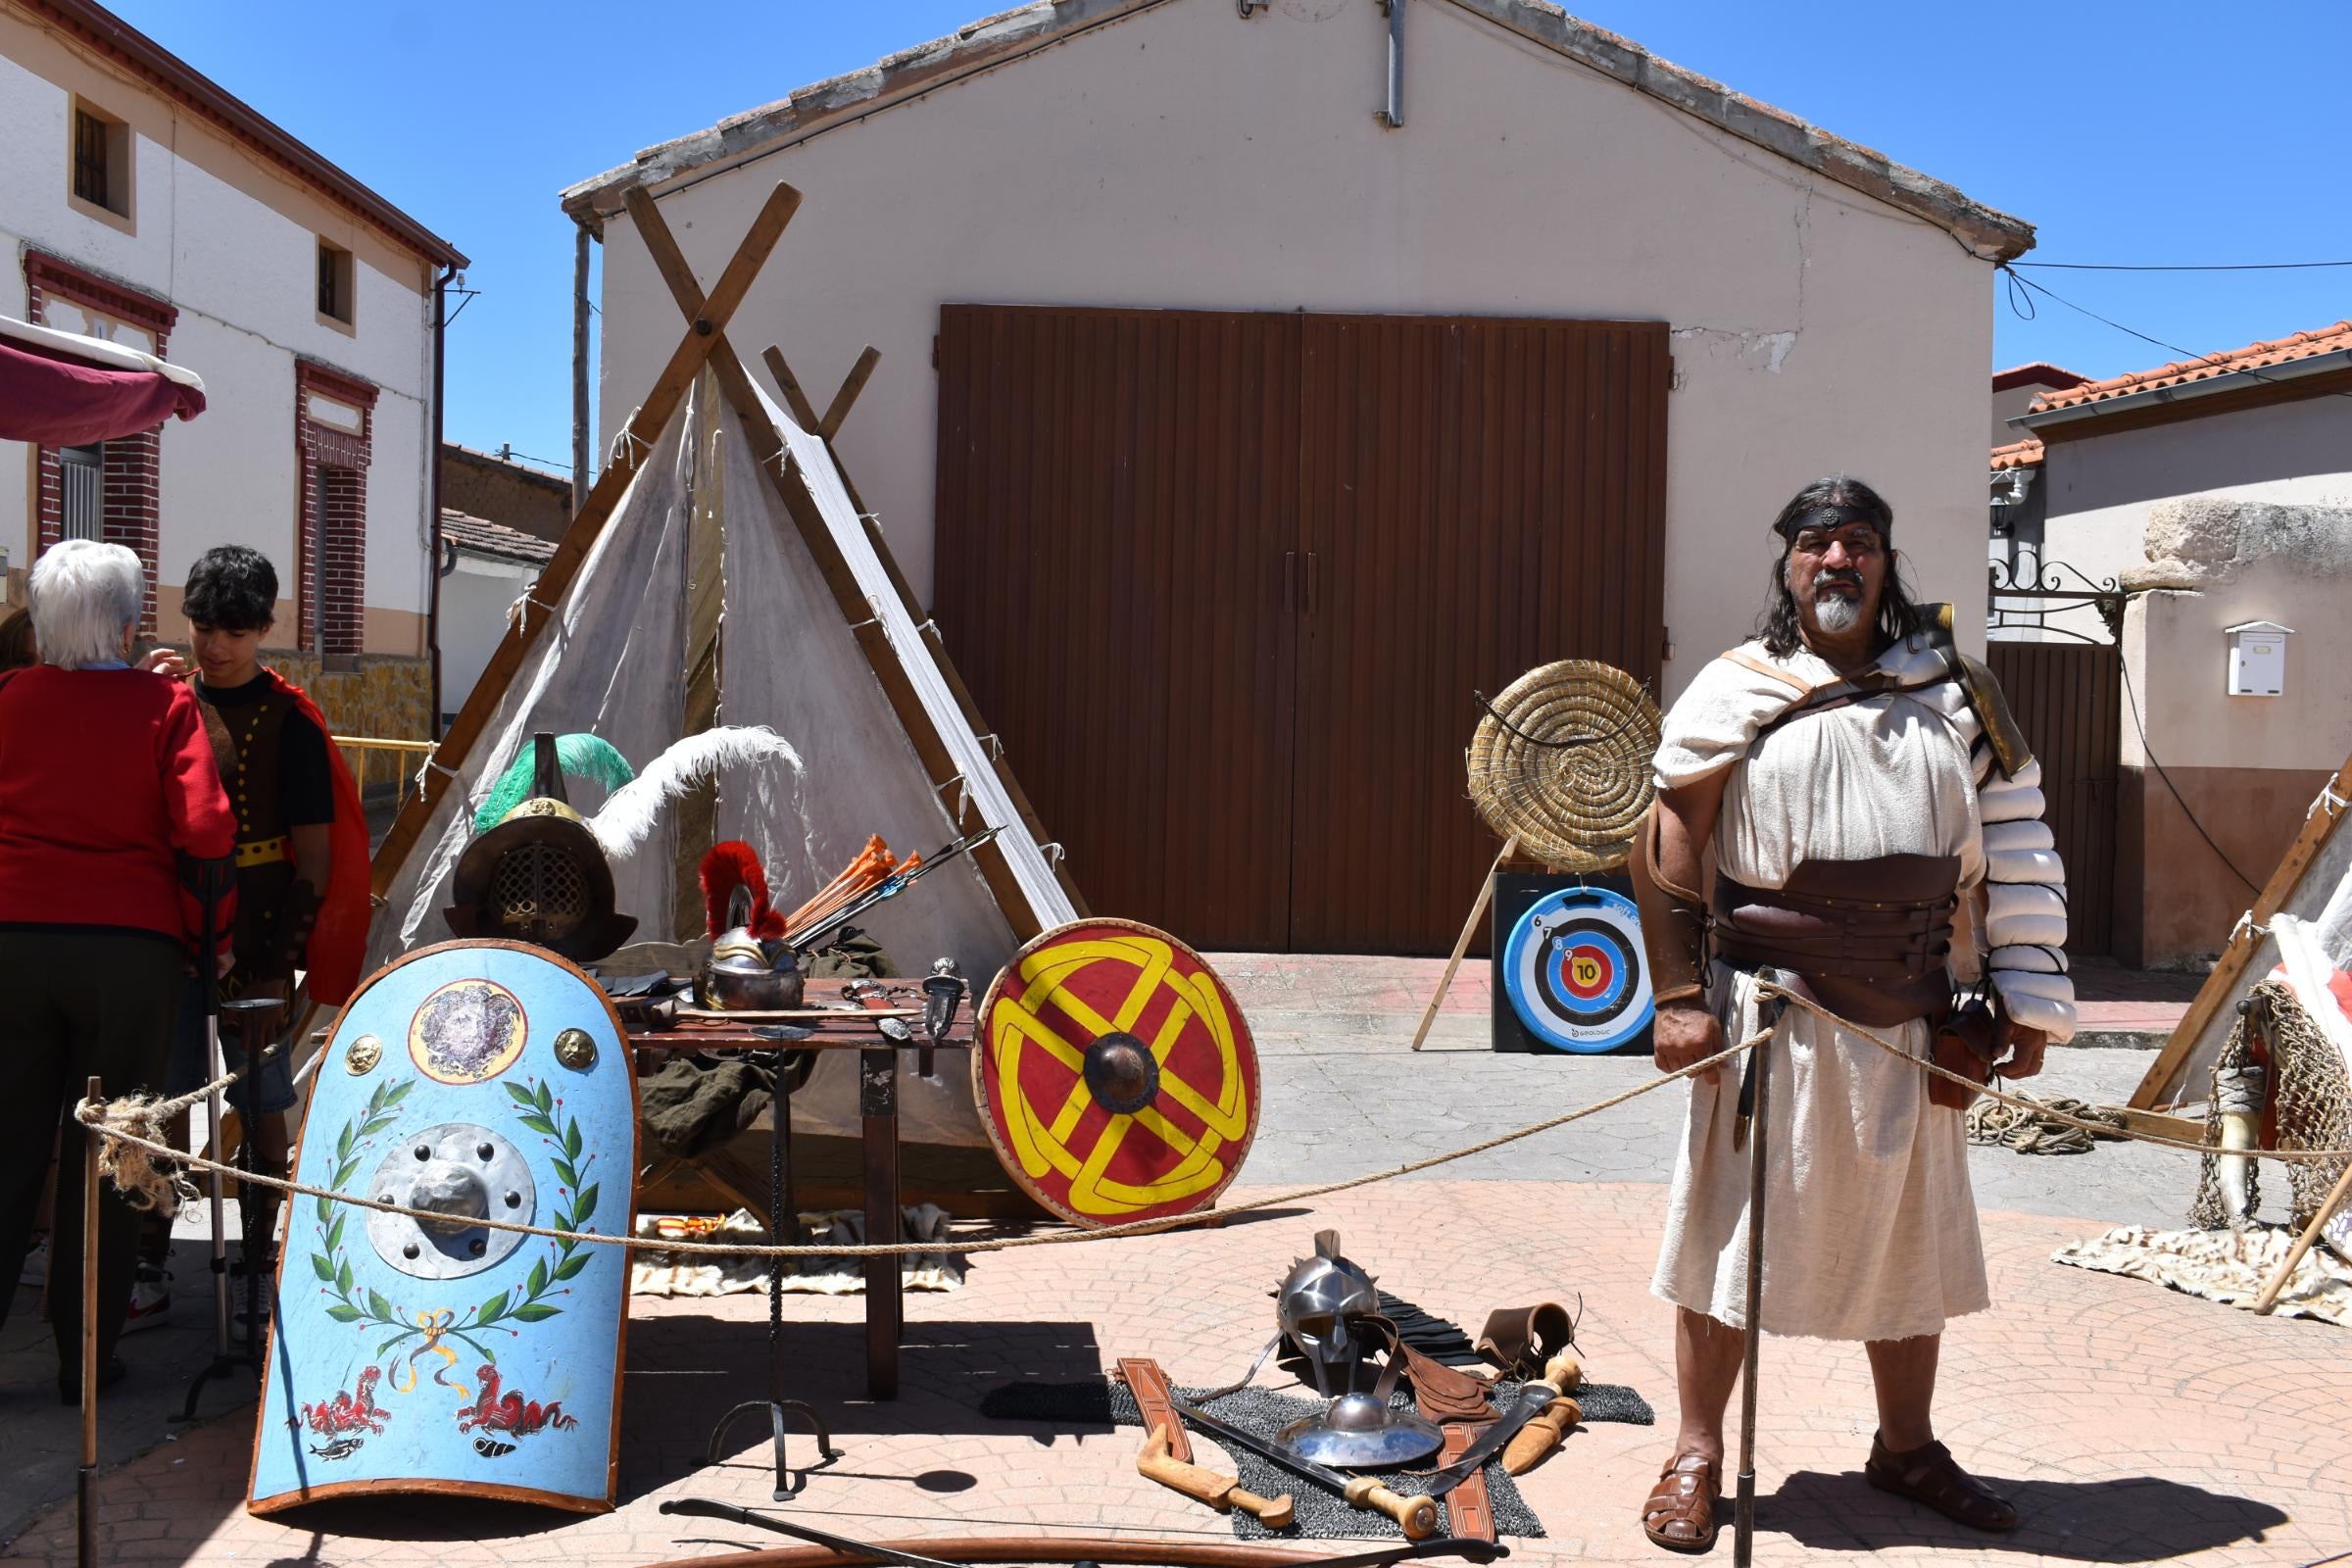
1412, 1385, 1557, 1498
1171, 1399, 1440, 1540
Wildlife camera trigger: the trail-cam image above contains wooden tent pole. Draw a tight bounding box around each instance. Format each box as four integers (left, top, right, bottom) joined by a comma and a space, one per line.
818, 346, 881, 441
622, 187, 1050, 938
1411, 836, 1516, 1053
2252, 1157, 2352, 1315
2132, 750, 2352, 1109
368, 181, 805, 901
760, 342, 1088, 916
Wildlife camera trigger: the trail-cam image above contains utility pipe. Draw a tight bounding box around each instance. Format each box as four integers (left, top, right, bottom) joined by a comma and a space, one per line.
427, 262, 458, 738
1382, 0, 1404, 126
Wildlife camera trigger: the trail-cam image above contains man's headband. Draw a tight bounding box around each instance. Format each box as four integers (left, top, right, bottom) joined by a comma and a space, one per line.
1776, 500, 1887, 541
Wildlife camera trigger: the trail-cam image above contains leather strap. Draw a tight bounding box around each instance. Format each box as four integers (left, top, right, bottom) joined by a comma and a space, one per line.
1629, 804, 1708, 1007
1437, 1424, 1496, 1544
1358, 1317, 1494, 1425
1117, 1357, 1191, 1463
1473, 1301, 1574, 1379
235, 835, 290, 868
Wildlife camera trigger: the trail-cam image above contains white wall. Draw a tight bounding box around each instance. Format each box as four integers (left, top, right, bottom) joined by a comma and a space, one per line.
593, 0, 1997, 702
0, 17, 436, 649
437, 552, 536, 718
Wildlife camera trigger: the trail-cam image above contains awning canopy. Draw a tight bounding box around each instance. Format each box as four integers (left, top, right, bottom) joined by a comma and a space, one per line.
0, 314, 206, 445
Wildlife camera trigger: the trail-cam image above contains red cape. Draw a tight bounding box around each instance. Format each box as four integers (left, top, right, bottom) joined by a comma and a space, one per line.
268, 669, 371, 1006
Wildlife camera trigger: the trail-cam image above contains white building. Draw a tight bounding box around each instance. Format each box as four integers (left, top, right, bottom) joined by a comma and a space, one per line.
2, 0, 465, 743
565, 0, 2034, 954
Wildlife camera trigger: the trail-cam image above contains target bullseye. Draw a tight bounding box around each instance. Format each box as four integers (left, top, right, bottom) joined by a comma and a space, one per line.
1502, 885, 1653, 1053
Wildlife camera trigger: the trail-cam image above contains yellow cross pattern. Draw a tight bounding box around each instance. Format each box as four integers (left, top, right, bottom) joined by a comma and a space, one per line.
990, 932, 1250, 1217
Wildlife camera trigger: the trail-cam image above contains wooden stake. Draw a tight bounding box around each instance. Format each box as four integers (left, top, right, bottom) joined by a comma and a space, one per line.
1411, 835, 1516, 1052
78, 1074, 101, 1568
2252, 1157, 2352, 1315
818, 346, 881, 441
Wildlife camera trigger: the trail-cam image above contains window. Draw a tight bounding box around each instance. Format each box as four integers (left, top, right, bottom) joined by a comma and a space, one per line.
317, 239, 354, 326
68, 101, 131, 223
294, 362, 377, 662
58, 445, 103, 541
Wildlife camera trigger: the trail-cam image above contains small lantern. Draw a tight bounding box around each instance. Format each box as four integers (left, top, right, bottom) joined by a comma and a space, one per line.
2225, 620, 2292, 698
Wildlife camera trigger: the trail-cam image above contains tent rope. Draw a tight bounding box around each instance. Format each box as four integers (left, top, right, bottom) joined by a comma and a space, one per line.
607, 406, 650, 469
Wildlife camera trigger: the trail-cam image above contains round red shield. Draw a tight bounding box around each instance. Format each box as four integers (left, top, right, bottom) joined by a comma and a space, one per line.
973, 919, 1259, 1228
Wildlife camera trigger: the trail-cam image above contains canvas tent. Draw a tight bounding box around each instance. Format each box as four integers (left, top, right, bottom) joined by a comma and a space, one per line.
366, 183, 1078, 1152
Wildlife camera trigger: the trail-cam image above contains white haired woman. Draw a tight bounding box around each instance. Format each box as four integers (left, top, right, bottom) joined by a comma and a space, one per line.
0, 540, 234, 1402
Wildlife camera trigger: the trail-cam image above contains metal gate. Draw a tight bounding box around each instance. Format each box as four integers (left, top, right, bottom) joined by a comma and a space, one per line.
1984, 547, 2125, 955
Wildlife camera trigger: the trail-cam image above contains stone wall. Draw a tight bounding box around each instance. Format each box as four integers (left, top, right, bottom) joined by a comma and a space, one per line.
142, 646, 433, 799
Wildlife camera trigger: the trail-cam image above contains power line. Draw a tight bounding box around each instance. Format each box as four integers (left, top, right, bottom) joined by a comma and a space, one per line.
2012, 259, 2352, 272
1998, 267, 2352, 403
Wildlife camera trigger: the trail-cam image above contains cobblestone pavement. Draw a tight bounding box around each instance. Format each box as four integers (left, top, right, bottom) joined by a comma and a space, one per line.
8, 955, 2337, 1567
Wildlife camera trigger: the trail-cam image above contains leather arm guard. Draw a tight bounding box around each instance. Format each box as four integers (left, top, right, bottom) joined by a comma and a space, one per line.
252, 880, 323, 985
1629, 802, 1708, 1008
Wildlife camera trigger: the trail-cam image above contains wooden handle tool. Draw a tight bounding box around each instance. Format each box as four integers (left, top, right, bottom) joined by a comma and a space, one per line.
1341, 1475, 1439, 1540
1501, 1349, 1585, 1476
1138, 1425, 1297, 1529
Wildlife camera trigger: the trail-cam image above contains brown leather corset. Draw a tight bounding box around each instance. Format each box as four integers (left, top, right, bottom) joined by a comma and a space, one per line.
1711, 854, 1961, 1026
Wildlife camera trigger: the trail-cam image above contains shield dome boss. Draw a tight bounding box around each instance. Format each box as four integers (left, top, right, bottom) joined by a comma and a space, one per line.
251, 938, 637, 1515
973, 918, 1259, 1228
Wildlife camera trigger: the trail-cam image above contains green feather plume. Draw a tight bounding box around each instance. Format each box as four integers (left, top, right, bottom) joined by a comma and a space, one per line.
472, 733, 637, 832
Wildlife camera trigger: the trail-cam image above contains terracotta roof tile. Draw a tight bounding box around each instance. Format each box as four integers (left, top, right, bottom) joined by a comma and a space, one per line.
2030, 320, 2352, 414
1991, 362, 2084, 393
1989, 437, 2043, 471
441, 509, 557, 565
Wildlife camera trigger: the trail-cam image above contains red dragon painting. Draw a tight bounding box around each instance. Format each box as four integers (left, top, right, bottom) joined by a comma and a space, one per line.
300, 1366, 390, 1437
455, 1364, 578, 1438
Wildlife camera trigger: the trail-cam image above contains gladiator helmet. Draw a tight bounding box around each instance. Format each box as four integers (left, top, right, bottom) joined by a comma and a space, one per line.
444, 733, 637, 961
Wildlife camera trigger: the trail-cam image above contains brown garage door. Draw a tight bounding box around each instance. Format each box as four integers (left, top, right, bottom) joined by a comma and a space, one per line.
934, 305, 1668, 955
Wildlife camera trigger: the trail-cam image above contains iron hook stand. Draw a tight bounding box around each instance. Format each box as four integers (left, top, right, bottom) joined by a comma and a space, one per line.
179, 993, 286, 1420
704, 1032, 840, 1497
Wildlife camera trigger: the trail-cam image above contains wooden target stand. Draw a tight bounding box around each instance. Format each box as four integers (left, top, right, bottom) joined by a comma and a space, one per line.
1410, 833, 1551, 1052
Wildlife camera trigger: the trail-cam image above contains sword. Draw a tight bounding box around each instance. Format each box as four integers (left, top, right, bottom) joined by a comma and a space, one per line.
1171, 1399, 1441, 1540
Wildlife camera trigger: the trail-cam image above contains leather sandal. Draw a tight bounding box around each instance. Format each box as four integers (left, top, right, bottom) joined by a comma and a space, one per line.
1641, 1451, 1721, 1553
1863, 1435, 2018, 1532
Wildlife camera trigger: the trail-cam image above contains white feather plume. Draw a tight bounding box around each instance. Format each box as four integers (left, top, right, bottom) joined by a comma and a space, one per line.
586, 726, 805, 859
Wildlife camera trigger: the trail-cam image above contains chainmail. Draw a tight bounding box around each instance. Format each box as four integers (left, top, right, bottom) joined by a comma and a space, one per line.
2191, 980, 2352, 1230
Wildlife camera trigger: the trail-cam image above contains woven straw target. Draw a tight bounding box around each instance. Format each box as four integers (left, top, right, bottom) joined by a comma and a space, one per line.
1465, 660, 1662, 872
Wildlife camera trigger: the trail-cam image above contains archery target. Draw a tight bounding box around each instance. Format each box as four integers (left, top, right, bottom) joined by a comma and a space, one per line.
1502, 885, 1653, 1053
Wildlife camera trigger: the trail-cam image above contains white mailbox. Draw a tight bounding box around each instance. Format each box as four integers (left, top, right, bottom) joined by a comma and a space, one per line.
2225, 620, 2292, 698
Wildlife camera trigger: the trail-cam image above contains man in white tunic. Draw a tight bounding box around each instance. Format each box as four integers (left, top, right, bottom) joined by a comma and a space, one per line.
1628, 477, 2077, 1552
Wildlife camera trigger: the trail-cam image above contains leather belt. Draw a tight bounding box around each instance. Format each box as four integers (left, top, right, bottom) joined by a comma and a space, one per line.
1713, 855, 1962, 1027
235, 836, 290, 868
1437, 1423, 1496, 1543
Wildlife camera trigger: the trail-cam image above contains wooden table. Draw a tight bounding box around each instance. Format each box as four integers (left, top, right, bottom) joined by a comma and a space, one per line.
623, 977, 970, 1401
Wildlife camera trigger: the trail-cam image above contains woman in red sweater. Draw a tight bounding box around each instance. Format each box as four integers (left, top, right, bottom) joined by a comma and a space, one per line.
0, 540, 235, 1401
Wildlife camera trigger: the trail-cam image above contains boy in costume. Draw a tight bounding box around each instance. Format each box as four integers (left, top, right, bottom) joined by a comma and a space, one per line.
136, 547, 368, 1326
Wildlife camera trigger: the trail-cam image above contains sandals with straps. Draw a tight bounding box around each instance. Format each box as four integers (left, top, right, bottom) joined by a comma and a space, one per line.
1641, 1451, 1721, 1553
1863, 1435, 2019, 1532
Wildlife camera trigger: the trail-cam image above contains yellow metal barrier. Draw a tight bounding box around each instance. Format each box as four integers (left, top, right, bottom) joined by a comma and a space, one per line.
332, 735, 435, 812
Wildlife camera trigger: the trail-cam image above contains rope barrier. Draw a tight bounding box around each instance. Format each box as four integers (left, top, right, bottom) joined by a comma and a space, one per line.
76, 1030, 1771, 1260
70, 986, 2352, 1262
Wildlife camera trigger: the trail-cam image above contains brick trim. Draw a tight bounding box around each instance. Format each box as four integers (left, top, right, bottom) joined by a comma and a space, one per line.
24, 251, 172, 628
294, 362, 375, 659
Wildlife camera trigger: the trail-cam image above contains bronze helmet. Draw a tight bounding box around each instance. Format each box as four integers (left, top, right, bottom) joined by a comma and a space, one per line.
443, 733, 638, 961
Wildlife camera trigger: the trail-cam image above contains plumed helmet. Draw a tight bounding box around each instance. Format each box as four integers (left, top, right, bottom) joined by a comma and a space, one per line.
1276, 1229, 1380, 1369
444, 733, 637, 961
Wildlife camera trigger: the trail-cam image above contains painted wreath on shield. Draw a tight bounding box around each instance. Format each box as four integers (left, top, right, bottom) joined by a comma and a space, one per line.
305, 1074, 599, 1374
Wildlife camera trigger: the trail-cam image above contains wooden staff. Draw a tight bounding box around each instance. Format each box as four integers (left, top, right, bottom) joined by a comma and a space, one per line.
1734, 1018, 1774, 1567
2253, 1157, 2352, 1315
78, 1074, 101, 1568
1411, 836, 1516, 1052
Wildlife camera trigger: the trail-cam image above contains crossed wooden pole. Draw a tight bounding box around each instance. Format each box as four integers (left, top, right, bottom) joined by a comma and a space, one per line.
368, 179, 1083, 939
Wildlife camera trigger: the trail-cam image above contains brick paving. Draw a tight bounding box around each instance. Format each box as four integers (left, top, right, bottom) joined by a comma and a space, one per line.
7, 954, 2337, 1568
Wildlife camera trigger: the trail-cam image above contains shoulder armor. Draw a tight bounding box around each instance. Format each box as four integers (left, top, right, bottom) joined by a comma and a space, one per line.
1915, 607, 2034, 779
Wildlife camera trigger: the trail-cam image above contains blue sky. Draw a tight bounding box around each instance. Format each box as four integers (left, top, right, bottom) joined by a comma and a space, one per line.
108, 1, 2352, 476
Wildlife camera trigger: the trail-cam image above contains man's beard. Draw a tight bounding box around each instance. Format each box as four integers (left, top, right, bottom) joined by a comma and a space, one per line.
1811, 593, 1864, 634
